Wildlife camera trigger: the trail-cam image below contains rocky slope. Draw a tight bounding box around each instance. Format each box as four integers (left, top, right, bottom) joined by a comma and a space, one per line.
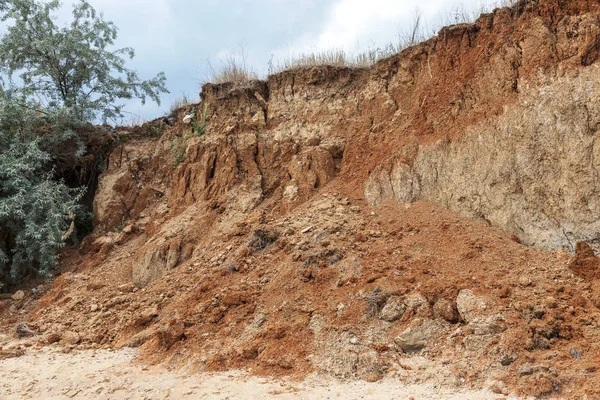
3, 0, 600, 398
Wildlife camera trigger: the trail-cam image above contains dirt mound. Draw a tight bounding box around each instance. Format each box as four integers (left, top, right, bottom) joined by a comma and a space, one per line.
3, 1, 600, 399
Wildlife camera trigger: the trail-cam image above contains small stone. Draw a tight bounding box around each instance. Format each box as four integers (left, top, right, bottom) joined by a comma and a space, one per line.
61, 331, 81, 345
90, 304, 99, 312
543, 297, 557, 309
404, 292, 427, 310
46, 332, 61, 344
499, 352, 517, 366
301, 226, 313, 234
519, 277, 532, 287
519, 364, 534, 376
365, 372, 381, 382
380, 296, 406, 322
11, 290, 25, 301
468, 315, 507, 335
433, 299, 459, 323
497, 286, 511, 298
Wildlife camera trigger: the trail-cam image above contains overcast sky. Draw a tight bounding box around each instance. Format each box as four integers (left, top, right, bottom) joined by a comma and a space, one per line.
54, 0, 507, 122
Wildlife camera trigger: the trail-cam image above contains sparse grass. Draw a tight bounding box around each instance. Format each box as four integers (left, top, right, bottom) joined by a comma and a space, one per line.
115, 216, 126, 233
204, 0, 522, 81
185, 103, 208, 138
204, 47, 258, 88
248, 228, 280, 251
271, 45, 403, 73
122, 114, 147, 127
170, 139, 187, 168
170, 94, 195, 114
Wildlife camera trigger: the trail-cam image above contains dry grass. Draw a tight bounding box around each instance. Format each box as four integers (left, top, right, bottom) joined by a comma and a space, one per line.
169, 94, 196, 114
204, 47, 258, 88
270, 44, 402, 73
205, 0, 522, 82
270, 1, 512, 74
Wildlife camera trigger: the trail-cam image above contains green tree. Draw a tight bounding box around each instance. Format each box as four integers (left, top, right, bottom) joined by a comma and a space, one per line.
0, 88, 83, 286
0, 0, 168, 122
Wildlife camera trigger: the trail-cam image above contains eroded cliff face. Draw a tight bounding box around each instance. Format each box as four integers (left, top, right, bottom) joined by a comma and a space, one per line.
12, 1, 600, 398
93, 0, 600, 283
366, 68, 600, 251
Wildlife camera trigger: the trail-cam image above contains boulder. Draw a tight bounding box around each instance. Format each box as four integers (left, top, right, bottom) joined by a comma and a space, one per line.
379, 296, 405, 322
61, 331, 81, 345
433, 298, 459, 323
456, 290, 487, 323
394, 320, 444, 352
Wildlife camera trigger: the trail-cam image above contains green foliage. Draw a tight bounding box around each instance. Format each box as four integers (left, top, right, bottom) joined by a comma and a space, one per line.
170, 139, 186, 168
115, 216, 126, 233
0, 0, 169, 123
0, 89, 83, 286
74, 209, 94, 237
186, 104, 208, 139
144, 121, 165, 138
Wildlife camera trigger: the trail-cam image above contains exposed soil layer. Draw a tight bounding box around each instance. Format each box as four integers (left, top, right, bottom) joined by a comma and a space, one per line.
3, 1, 600, 399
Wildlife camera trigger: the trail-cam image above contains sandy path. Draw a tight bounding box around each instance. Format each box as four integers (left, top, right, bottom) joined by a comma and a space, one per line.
0, 347, 515, 400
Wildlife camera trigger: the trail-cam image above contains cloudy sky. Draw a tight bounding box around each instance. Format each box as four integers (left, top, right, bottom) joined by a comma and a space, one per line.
53, 0, 507, 122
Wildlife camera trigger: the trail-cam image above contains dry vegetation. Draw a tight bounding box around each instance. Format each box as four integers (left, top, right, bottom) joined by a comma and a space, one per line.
204, 47, 258, 88
204, 0, 518, 81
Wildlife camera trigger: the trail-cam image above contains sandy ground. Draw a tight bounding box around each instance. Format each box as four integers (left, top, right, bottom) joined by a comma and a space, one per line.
0, 346, 517, 400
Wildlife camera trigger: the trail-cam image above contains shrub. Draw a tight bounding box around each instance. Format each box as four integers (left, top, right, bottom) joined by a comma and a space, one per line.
0, 90, 83, 287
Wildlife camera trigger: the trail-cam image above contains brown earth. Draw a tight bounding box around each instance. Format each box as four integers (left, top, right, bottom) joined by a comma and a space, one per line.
3, 1, 600, 398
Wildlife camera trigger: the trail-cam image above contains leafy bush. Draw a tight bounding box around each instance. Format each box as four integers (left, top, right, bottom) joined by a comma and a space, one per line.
0, 90, 83, 287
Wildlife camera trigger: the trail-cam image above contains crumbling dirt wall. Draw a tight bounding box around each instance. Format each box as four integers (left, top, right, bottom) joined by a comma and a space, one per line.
91, 0, 600, 289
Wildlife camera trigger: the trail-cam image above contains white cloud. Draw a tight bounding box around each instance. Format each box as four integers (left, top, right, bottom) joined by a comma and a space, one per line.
277, 0, 501, 58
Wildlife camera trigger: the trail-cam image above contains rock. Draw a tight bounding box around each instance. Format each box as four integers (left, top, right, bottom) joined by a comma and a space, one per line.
46, 332, 62, 344
157, 319, 185, 350
61, 331, 81, 345
497, 285, 511, 298
0, 347, 25, 360
379, 296, 406, 322
90, 304, 99, 312
519, 276, 532, 287
404, 292, 427, 310
433, 298, 459, 323
283, 184, 299, 200
456, 290, 487, 323
468, 315, 507, 335
394, 320, 443, 353
11, 290, 25, 301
